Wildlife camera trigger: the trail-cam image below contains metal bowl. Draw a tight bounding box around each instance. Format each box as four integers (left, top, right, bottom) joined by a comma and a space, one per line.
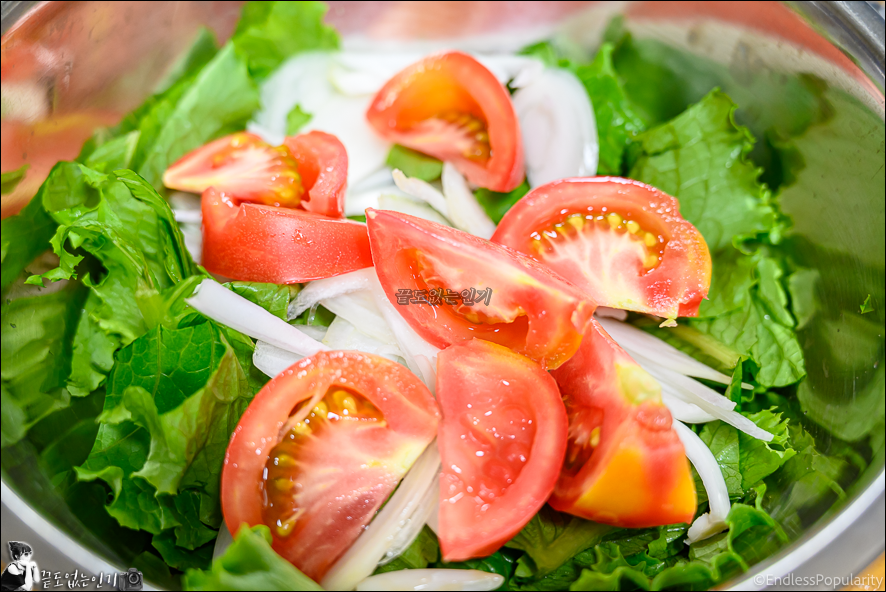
2, 2, 883, 590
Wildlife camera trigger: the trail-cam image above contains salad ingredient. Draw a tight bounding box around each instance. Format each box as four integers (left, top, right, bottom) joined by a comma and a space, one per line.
186, 279, 328, 356
492, 176, 711, 320
392, 169, 450, 217
314, 290, 396, 345
512, 68, 598, 187
252, 340, 303, 378
282, 131, 348, 217
184, 525, 322, 591
201, 187, 372, 283
440, 163, 497, 239
366, 209, 595, 369
550, 321, 697, 528
289, 267, 377, 317
163, 132, 303, 207
356, 569, 505, 592
366, 51, 524, 192
321, 442, 440, 591
673, 422, 731, 543
436, 339, 567, 561
660, 393, 717, 424
387, 145, 444, 182
378, 193, 451, 226
321, 316, 401, 361
221, 350, 439, 581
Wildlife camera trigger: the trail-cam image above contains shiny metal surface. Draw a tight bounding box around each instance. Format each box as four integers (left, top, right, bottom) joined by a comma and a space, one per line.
2, 1, 884, 590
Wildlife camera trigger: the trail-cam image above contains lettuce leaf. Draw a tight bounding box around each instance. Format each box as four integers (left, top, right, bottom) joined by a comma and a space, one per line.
183, 525, 322, 591
476, 180, 531, 224
374, 526, 440, 574
386, 145, 444, 182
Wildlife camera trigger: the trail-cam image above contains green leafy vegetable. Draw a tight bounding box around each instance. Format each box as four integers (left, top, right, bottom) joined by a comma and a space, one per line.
374, 526, 440, 574
787, 268, 820, 329
738, 409, 796, 490
475, 180, 531, 224
286, 104, 313, 135
859, 294, 874, 315
387, 144, 444, 182
184, 525, 322, 591
232, 1, 339, 80
697, 421, 743, 500
1, 164, 29, 195
224, 282, 298, 320
1, 168, 59, 292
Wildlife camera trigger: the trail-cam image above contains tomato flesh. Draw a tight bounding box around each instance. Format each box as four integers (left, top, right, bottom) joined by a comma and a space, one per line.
201, 187, 372, 283
222, 351, 439, 581
491, 177, 711, 319
436, 339, 567, 561
282, 131, 348, 218
163, 132, 304, 207
366, 209, 595, 370
366, 51, 524, 192
549, 320, 696, 527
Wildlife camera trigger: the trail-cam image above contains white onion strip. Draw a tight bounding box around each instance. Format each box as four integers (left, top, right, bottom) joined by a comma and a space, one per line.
186, 279, 329, 356
378, 193, 452, 226
597, 317, 753, 389
441, 163, 496, 239
320, 290, 397, 345
356, 569, 504, 592
289, 268, 378, 319
212, 522, 234, 561
253, 340, 304, 378
674, 421, 731, 543
321, 442, 441, 591
661, 392, 717, 424
392, 169, 450, 218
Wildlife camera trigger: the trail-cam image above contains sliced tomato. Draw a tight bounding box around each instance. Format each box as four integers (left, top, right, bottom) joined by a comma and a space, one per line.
366, 209, 595, 370
201, 187, 372, 283
282, 131, 348, 218
222, 351, 439, 581
163, 132, 304, 207
491, 177, 712, 319
366, 51, 524, 192
549, 320, 696, 528
436, 339, 567, 561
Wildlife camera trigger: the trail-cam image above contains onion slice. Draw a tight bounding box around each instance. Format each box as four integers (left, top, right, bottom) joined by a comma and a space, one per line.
661, 392, 717, 424
356, 570, 505, 592
441, 163, 496, 239
512, 67, 597, 188
674, 421, 731, 543
392, 169, 450, 218
379, 193, 452, 226
321, 442, 442, 591
253, 340, 303, 378
212, 522, 234, 562
320, 290, 397, 345
289, 268, 378, 319
322, 316, 403, 361
186, 279, 329, 356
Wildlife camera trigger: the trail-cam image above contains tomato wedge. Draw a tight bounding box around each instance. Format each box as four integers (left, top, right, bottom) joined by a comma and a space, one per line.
549, 320, 696, 528
222, 351, 439, 581
491, 177, 712, 319
366, 209, 595, 370
163, 132, 303, 207
282, 131, 348, 218
437, 339, 567, 562
366, 51, 524, 192
201, 187, 372, 283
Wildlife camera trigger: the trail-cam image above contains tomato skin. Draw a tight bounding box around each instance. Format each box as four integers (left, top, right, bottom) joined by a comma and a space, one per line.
282, 131, 348, 218
163, 132, 304, 207
436, 339, 567, 562
491, 177, 712, 319
201, 187, 372, 283
366, 209, 595, 370
366, 51, 524, 192
222, 351, 439, 581
549, 320, 696, 528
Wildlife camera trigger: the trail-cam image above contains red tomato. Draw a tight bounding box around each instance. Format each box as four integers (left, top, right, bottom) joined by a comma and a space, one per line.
163, 132, 304, 207
366, 51, 524, 192
549, 320, 696, 528
491, 177, 712, 319
436, 339, 567, 562
201, 187, 372, 283
282, 131, 348, 218
221, 351, 439, 581
366, 209, 595, 370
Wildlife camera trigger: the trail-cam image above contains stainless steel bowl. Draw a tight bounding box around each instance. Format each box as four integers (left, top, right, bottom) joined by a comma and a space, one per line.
2, 2, 884, 590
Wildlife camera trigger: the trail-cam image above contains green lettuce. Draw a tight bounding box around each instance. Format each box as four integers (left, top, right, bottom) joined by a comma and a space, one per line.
387, 145, 444, 182
184, 525, 322, 591
476, 181, 531, 224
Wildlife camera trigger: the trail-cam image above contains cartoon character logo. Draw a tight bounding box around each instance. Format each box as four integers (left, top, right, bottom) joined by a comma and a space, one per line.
1, 542, 39, 591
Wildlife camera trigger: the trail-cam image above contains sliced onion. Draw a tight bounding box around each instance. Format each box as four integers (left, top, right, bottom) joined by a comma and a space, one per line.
173, 209, 202, 224
186, 279, 329, 356
350, 167, 397, 194
178, 223, 203, 264
321, 290, 397, 345
512, 67, 597, 188
392, 169, 449, 218
212, 522, 234, 561
321, 442, 441, 591
661, 392, 716, 424
413, 354, 438, 397
595, 307, 628, 321
378, 193, 452, 226
477, 55, 544, 89
596, 317, 750, 388
356, 570, 504, 592
441, 163, 496, 238
674, 421, 731, 543
425, 502, 439, 535
322, 316, 402, 361
253, 340, 303, 378
289, 268, 378, 319
345, 188, 385, 217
